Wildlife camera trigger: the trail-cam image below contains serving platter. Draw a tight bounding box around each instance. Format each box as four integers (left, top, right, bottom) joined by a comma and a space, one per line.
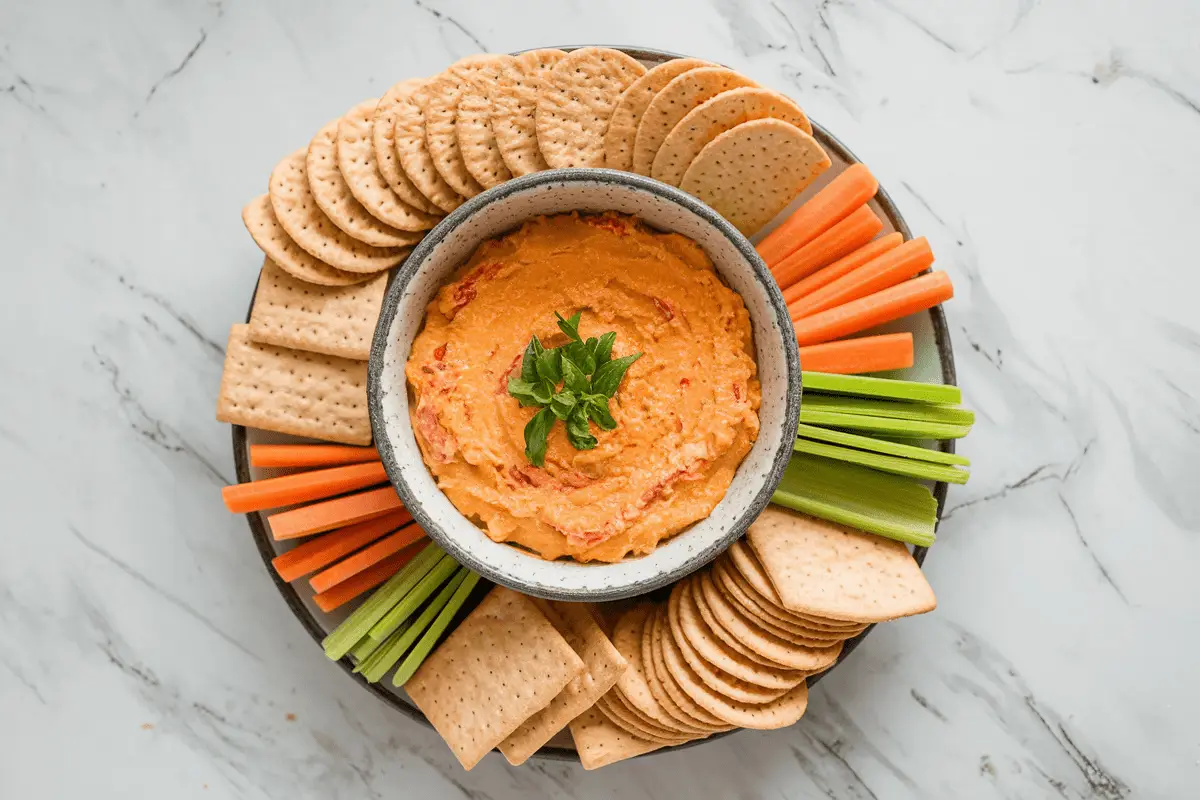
232, 45, 957, 762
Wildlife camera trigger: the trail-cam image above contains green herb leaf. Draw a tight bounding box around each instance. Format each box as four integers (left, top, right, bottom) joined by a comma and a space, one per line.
585, 395, 617, 430
550, 391, 578, 420
520, 336, 542, 383
594, 332, 616, 367
535, 347, 562, 385
566, 406, 598, 450
506, 378, 542, 407
531, 379, 554, 406
555, 311, 583, 342
591, 352, 642, 398
523, 407, 556, 467
581, 337, 599, 374
561, 353, 589, 394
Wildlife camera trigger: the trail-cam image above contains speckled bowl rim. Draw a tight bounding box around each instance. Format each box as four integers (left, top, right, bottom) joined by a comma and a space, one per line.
233, 44, 956, 763
366, 169, 801, 602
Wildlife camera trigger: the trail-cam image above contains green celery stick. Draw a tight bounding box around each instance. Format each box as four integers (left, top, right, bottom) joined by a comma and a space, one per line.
772, 454, 938, 546
796, 423, 969, 466
393, 571, 483, 688
800, 394, 975, 426
349, 621, 398, 665
358, 569, 469, 683
365, 553, 459, 646
802, 371, 961, 405
322, 541, 445, 661
799, 409, 971, 439
793, 438, 969, 484
353, 620, 409, 673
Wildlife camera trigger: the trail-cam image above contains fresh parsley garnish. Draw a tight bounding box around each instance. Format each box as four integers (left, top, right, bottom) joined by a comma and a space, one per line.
507, 311, 642, 467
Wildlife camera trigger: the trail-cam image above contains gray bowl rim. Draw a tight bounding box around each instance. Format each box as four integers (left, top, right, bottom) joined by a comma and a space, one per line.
232, 43, 956, 763
366, 168, 802, 602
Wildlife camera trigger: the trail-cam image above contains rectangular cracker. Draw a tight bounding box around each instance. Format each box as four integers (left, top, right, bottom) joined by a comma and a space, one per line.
405, 586, 586, 770
746, 507, 936, 623
216, 324, 371, 445
248, 258, 387, 361
498, 601, 628, 765
569, 705, 663, 769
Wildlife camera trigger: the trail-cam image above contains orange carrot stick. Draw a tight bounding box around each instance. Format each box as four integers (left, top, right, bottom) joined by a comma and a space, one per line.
757, 164, 878, 267
249, 444, 380, 469
794, 272, 953, 347
799, 333, 914, 375
223, 461, 390, 514
790, 237, 934, 319
270, 510, 412, 582
782, 233, 902, 305
771, 205, 884, 290
308, 524, 428, 594
267, 486, 408, 540
313, 548, 418, 613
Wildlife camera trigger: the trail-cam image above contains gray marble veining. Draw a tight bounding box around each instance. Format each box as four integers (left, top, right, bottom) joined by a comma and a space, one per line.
2, 0, 1197, 797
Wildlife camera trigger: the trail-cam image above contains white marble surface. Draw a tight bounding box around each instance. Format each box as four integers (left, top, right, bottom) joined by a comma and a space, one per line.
2, 0, 1198, 797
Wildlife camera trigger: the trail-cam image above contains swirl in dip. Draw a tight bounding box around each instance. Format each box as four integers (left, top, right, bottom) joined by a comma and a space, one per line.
405, 212, 760, 562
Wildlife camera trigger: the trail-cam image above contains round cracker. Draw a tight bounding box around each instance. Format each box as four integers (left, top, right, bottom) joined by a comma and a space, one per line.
697, 572, 843, 671
651, 86, 812, 186
714, 559, 860, 641
643, 607, 730, 732
306, 113, 419, 248
595, 694, 691, 745
649, 609, 732, 729
631, 67, 758, 175
489, 49, 566, 176
671, 612, 797, 705
704, 567, 846, 647
684, 579, 792, 668
671, 580, 804, 689
680, 118, 831, 237
268, 151, 407, 274
424, 56, 509, 198
394, 86, 465, 214
337, 99, 441, 232
536, 46, 647, 168
372, 79, 443, 215
726, 542, 863, 631
612, 605, 685, 730
241, 196, 371, 287
661, 627, 811, 730
608, 686, 708, 739
602, 58, 712, 172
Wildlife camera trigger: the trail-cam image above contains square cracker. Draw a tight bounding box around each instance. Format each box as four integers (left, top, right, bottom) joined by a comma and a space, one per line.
746, 507, 936, 623
216, 324, 371, 445
569, 705, 662, 769
248, 258, 386, 361
498, 601, 628, 765
405, 586, 586, 771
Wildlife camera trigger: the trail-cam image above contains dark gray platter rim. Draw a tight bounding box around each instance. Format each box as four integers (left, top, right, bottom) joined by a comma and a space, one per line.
232, 44, 957, 763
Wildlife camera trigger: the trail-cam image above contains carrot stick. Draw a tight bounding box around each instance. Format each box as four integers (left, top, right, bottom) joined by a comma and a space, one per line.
799, 333, 914, 375
771, 205, 884, 289
267, 486, 407, 540
223, 461, 390, 514
271, 510, 412, 582
794, 272, 954, 347
757, 163, 878, 267
309, 524, 428, 594
313, 548, 419, 613
790, 237, 934, 319
249, 444, 380, 469
782, 233, 902, 305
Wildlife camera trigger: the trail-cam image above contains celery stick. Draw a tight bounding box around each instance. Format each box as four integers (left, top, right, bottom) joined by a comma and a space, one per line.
793, 438, 969, 484
322, 542, 445, 661
353, 621, 409, 673
803, 371, 961, 405
365, 553, 459, 646
801, 395, 975, 426
772, 454, 937, 546
796, 423, 969, 466
799, 409, 971, 439
393, 571, 483, 688
359, 569, 468, 683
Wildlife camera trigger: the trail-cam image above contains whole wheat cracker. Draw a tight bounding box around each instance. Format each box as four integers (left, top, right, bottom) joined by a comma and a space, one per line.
241, 195, 370, 287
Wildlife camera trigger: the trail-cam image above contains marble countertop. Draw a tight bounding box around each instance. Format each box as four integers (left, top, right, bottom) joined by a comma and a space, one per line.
3, 0, 1198, 797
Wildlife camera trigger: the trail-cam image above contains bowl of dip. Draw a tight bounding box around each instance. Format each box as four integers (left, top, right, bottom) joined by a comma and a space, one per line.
368, 169, 801, 601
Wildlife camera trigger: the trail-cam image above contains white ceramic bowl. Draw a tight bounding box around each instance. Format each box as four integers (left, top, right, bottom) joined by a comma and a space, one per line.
368, 169, 802, 601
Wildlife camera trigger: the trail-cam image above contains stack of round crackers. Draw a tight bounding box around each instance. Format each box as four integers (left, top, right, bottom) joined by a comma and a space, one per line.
241, 47, 830, 291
